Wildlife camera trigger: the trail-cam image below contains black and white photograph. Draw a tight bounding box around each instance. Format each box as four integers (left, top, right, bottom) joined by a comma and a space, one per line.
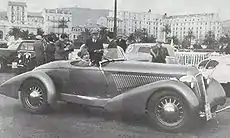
0, 0, 230, 137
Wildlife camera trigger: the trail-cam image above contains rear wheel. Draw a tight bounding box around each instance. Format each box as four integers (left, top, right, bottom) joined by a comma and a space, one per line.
20, 79, 50, 114
147, 90, 192, 132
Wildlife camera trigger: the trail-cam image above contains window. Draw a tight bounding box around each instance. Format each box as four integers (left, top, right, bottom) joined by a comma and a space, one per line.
206, 60, 219, 69
20, 42, 34, 51
138, 47, 151, 53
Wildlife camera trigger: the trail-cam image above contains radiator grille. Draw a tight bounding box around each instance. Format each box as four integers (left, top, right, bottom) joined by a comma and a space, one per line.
111, 73, 171, 92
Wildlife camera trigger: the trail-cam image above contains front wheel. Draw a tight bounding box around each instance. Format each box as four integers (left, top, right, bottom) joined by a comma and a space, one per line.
20, 79, 50, 114
147, 90, 192, 132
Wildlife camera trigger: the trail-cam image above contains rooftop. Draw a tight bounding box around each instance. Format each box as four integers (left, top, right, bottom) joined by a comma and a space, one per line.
8, 1, 27, 7
167, 13, 216, 19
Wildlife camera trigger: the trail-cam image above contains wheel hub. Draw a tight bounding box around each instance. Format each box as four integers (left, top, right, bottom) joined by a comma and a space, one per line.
155, 96, 184, 126
30, 90, 42, 98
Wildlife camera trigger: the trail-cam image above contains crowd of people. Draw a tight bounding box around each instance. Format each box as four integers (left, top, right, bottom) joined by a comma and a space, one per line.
34, 33, 74, 66
33, 29, 128, 67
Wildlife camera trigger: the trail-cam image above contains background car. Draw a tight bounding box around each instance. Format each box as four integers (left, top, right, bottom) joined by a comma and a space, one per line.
0, 40, 35, 72
197, 55, 230, 96
125, 43, 177, 63
0, 48, 226, 132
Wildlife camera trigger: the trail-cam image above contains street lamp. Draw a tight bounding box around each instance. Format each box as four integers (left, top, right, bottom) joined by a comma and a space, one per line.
113, 0, 117, 38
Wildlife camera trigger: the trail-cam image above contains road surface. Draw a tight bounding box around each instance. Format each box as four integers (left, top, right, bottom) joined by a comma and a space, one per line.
0, 73, 230, 138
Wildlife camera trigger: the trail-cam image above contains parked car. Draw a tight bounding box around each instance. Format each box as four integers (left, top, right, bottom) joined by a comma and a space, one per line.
0, 48, 227, 132
125, 43, 177, 63
0, 40, 36, 72
197, 55, 230, 96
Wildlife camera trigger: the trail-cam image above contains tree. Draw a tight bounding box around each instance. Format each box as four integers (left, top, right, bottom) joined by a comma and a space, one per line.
170, 36, 180, 46
185, 29, 195, 48
58, 18, 69, 34
162, 24, 171, 42
8, 27, 22, 40
37, 28, 44, 36
20, 30, 30, 40
219, 34, 230, 45
203, 31, 217, 49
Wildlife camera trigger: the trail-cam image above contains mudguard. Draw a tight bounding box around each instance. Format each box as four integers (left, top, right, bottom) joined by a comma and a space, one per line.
0, 70, 56, 104
105, 80, 200, 115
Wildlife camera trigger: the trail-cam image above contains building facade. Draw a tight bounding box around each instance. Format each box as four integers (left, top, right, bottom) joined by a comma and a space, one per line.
166, 13, 223, 42
107, 10, 165, 39
42, 8, 72, 35
107, 10, 223, 42
0, 1, 44, 40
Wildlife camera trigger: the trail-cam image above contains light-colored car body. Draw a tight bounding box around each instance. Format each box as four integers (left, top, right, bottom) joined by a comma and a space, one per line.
125, 43, 176, 63
198, 55, 230, 84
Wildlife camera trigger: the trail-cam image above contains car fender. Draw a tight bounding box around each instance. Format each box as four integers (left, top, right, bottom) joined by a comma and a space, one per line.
0, 70, 56, 104
105, 80, 199, 115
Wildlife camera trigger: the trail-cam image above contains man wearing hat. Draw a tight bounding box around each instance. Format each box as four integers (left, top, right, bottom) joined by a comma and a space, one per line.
34, 35, 46, 66
150, 39, 169, 63
85, 29, 104, 66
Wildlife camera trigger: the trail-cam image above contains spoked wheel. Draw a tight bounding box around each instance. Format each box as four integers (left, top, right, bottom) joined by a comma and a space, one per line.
20, 79, 50, 114
147, 90, 192, 132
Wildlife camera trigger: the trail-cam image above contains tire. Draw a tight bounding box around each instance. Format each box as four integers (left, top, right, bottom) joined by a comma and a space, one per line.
147, 90, 193, 132
20, 79, 50, 114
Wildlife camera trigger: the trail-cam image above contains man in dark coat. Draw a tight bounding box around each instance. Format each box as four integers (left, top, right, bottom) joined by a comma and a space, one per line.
107, 31, 117, 48
150, 39, 169, 63
117, 36, 127, 51
34, 35, 46, 66
45, 35, 55, 62
85, 29, 104, 66
54, 34, 70, 60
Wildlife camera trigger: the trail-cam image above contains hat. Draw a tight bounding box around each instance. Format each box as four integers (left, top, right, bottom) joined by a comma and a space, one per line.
36, 35, 42, 40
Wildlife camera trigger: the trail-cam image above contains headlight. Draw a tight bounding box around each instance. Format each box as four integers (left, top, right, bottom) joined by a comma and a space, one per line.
179, 75, 196, 89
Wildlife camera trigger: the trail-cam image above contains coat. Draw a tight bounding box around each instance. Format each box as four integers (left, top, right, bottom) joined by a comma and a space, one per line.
54, 40, 68, 60
85, 38, 104, 62
34, 40, 45, 59
150, 46, 169, 63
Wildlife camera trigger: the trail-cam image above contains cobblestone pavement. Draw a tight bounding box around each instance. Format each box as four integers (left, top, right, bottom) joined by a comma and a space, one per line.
0, 73, 230, 138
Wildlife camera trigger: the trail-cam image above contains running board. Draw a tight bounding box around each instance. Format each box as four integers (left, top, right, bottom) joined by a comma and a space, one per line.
60, 93, 110, 108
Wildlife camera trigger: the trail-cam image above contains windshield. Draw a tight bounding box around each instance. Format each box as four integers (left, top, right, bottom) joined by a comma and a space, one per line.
7, 41, 21, 50
103, 46, 126, 60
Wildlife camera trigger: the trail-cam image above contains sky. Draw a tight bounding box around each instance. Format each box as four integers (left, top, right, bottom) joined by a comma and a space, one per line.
0, 0, 230, 20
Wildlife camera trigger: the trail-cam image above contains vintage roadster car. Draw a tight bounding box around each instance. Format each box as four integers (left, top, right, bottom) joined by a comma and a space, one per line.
0, 48, 228, 132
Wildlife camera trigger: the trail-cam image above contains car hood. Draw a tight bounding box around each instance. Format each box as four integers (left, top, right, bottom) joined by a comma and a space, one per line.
0, 48, 16, 57
103, 60, 199, 77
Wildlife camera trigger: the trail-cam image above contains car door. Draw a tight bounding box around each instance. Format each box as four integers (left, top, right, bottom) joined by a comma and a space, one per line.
69, 62, 108, 97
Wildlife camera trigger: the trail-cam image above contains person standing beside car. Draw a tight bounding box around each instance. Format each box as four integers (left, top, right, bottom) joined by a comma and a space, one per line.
150, 39, 169, 63
34, 35, 46, 66
45, 35, 55, 63
85, 29, 104, 66
54, 34, 70, 60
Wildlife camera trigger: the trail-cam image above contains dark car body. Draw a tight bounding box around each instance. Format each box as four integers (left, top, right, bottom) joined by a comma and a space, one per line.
0, 58, 226, 115
0, 40, 36, 71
